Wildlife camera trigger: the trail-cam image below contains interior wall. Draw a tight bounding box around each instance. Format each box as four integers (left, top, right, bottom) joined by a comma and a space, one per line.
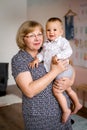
74, 66, 87, 86
27, 0, 71, 29
0, 0, 27, 85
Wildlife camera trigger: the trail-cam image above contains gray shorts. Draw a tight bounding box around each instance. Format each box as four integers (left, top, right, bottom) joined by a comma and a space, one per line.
56, 65, 73, 79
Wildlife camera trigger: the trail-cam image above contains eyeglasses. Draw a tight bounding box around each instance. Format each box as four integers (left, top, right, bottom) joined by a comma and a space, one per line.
25, 33, 43, 39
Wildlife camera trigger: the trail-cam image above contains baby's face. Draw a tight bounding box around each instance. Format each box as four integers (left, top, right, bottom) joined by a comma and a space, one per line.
46, 21, 63, 41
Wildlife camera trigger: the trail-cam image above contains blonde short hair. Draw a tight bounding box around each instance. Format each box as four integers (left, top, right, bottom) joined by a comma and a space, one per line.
16, 20, 44, 50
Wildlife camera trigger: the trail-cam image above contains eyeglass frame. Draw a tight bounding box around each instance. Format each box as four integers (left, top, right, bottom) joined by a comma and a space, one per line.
24, 33, 43, 39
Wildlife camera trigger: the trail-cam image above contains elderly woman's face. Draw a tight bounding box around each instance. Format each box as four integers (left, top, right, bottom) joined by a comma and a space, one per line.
24, 27, 43, 51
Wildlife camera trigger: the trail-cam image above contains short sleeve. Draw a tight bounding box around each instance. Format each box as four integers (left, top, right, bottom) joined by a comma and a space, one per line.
11, 54, 29, 79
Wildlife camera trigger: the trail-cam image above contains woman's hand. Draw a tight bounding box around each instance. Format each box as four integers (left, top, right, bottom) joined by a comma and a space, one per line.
50, 59, 69, 75
53, 78, 70, 92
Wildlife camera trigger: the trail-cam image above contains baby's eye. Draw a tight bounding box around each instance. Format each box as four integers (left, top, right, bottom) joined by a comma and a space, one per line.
54, 29, 57, 31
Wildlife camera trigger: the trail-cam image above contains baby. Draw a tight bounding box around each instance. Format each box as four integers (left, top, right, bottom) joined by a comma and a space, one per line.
29, 17, 82, 123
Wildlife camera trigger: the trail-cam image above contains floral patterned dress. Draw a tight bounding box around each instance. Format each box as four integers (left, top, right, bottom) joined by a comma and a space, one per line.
11, 50, 73, 130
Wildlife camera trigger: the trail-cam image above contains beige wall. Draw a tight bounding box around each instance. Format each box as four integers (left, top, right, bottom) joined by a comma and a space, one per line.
74, 66, 87, 86
0, 0, 27, 85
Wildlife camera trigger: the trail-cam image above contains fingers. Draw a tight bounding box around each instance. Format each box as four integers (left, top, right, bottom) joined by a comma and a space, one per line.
53, 84, 64, 93
57, 60, 67, 71
53, 82, 64, 92
29, 62, 39, 69
66, 59, 69, 64
29, 63, 34, 69
53, 79, 66, 92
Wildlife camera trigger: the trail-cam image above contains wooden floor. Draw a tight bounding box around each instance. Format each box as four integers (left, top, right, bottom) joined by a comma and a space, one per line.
0, 85, 24, 130
0, 85, 87, 130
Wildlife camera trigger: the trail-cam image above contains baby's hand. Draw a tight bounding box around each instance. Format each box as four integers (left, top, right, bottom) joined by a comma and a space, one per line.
29, 58, 39, 69
52, 55, 58, 64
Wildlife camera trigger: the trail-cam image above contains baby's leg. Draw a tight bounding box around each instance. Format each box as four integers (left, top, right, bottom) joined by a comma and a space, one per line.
66, 87, 82, 114
53, 90, 71, 123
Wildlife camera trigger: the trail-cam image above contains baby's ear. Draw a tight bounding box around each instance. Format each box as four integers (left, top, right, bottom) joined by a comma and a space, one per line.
61, 29, 64, 36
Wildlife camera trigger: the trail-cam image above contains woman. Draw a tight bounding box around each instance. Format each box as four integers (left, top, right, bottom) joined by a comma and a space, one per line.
11, 20, 75, 130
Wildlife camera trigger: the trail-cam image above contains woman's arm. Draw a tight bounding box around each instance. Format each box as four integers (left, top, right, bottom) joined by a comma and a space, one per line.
16, 60, 68, 98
